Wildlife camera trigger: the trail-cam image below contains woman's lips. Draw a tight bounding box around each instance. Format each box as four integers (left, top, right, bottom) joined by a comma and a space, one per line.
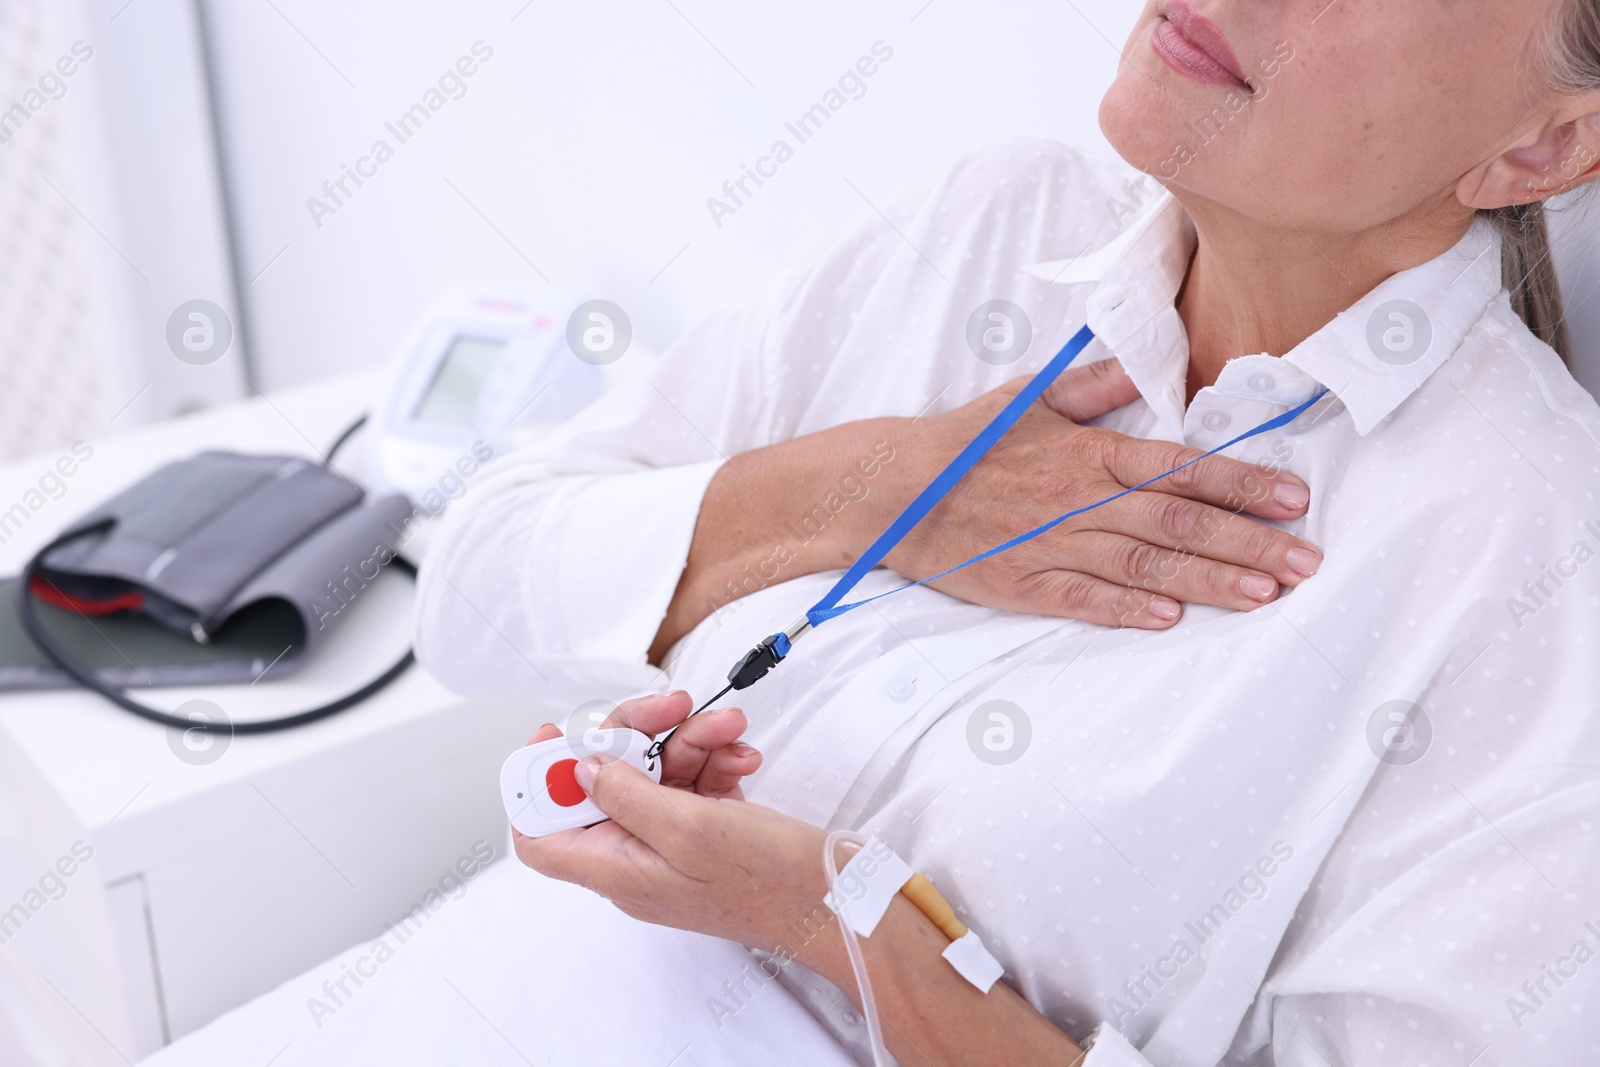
1152, 2, 1250, 91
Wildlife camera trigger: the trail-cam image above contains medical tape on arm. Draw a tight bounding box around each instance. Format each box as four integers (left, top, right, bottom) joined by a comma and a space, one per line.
825, 836, 914, 937
823, 836, 1005, 993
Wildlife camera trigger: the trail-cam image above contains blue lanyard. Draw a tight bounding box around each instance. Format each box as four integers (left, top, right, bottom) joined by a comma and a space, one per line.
692, 323, 1328, 720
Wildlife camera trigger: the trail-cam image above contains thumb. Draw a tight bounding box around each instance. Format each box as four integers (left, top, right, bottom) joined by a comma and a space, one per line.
575, 755, 683, 847
1040, 357, 1140, 423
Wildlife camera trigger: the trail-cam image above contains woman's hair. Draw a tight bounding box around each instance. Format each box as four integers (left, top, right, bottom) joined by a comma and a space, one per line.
1489, 202, 1571, 362
1482, 0, 1600, 367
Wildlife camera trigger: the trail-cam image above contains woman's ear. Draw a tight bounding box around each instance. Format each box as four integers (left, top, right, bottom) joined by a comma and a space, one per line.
1458, 98, 1600, 209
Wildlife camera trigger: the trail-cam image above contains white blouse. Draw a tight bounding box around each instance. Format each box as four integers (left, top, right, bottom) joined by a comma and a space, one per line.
416, 139, 1600, 1066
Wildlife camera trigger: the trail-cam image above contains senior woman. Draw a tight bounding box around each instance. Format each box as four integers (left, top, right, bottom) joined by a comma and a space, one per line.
417, 1, 1600, 1064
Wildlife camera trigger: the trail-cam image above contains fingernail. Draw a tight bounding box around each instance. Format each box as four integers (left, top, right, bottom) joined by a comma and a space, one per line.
574, 755, 608, 794
1285, 547, 1322, 578
1274, 482, 1310, 510
1148, 596, 1181, 621
540, 722, 556, 732
732, 743, 758, 758
1240, 574, 1277, 602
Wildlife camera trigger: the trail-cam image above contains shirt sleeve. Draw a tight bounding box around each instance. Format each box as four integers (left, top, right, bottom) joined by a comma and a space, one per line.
412, 184, 921, 706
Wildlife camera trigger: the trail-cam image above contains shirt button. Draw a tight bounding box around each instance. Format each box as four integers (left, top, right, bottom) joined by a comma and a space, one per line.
1202, 411, 1231, 431
843, 1010, 861, 1025
888, 676, 916, 701
1248, 373, 1275, 393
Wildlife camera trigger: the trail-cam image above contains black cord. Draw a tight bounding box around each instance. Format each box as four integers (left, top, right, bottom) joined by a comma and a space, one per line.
644, 681, 735, 761
18, 521, 416, 735
324, 413, 367, 468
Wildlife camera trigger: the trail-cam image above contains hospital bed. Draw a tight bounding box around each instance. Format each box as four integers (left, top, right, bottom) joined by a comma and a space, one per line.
138, 850, 860, 1067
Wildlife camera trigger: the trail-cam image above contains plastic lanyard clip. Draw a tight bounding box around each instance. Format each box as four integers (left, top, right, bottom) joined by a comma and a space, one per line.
726, 617, 811, 690
644, 618, 812, 762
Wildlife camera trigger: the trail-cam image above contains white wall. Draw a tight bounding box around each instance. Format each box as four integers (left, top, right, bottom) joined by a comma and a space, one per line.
1551, 193, 1600, 397
0, 0, 248, 462
153, 0, 1600, 399
197, 0, 1137, 390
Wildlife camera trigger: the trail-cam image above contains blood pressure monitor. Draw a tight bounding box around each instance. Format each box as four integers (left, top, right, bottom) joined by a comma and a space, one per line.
366, 285, 620, 502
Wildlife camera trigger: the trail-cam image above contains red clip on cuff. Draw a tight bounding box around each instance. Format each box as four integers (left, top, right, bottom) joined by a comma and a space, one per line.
28, 577, 146, 616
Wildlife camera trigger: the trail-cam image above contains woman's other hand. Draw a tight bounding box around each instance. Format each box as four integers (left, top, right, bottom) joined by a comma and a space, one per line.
879, 358, 1325, 628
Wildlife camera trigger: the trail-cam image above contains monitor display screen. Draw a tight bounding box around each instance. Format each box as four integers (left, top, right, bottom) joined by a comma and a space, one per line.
411, 336, 504, 426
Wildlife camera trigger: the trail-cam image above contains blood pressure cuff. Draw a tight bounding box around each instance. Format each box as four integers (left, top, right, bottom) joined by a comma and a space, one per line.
26, 451, 414, 680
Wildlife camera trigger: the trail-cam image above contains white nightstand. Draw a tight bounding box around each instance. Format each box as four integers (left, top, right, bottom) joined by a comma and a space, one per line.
0, 375, 548, 1063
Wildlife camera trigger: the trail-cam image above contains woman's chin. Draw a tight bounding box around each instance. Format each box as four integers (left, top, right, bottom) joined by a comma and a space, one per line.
1099, 80, 1178, 179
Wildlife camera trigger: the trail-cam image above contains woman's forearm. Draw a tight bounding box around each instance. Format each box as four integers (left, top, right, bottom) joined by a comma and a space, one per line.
648, 416, 908, 663
646, 358, 1326, 664
799, 895, 1086, 1067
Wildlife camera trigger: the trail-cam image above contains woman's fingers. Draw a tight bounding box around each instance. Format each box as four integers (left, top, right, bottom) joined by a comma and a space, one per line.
695, 743, 762, 799
1040, 357, 1142, 423
1019, 569, 1184, 629
1095, 431, 1313, 522
1019, 516, 1314, 625
601, 690, 694, 736
1096, 492, 1322, 589
1064, 531, 1286, 612
657, 706, 752, 790
525, 722, 562, 746
556, 692, 762, 798
994, 358, 1141, 424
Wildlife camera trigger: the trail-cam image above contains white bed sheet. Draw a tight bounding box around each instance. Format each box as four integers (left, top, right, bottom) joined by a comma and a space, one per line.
139, 854, 858, 1067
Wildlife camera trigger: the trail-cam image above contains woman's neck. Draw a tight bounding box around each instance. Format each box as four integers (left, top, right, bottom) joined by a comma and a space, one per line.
1174, 195, 1475, 402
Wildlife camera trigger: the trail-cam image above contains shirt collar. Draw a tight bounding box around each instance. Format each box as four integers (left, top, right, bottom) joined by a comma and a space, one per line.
1026, 195, 1198, 435
1023, 189, 1505, 436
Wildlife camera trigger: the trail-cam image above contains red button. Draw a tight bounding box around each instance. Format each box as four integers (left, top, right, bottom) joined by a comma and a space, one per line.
546, 759, 586, 807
